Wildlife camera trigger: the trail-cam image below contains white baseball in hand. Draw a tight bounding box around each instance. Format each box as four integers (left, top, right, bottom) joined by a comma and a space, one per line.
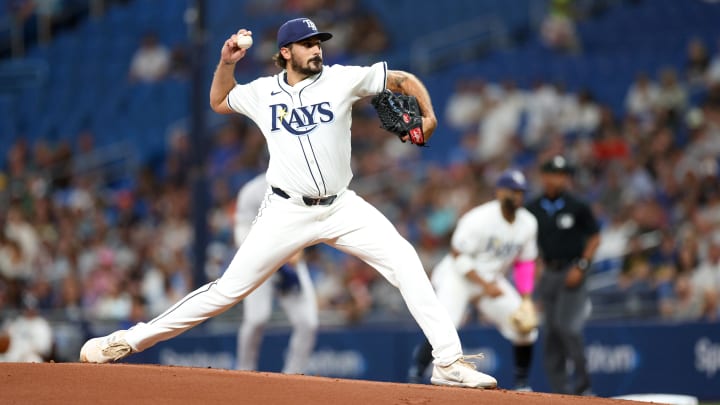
236, 35, 253, 49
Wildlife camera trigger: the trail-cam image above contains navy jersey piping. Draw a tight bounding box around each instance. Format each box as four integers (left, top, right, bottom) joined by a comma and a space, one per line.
297, 137, 322, 195
306, 139, 328, 195
275, 74, 292, 98
296, 70, 326, 196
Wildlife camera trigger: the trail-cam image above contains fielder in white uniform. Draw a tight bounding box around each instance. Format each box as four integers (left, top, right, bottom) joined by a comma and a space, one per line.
408, 169, 539, 390
234, 173, 318, 374
80, 17, 496, 389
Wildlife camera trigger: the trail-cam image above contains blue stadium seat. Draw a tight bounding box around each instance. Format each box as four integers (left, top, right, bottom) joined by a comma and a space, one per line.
6, 0, 720, 166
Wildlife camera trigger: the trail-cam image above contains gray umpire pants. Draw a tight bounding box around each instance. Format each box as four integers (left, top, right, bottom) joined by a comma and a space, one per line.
537, 266, 591, 394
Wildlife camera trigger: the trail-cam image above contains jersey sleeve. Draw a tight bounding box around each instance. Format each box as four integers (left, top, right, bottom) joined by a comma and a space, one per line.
338, 61, 387, 98
227, 79, 263, 118
517, 213, 539, 262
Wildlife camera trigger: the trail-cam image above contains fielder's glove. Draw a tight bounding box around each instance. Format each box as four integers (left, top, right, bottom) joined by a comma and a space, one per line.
371, 89, 426, 146
510, 297, 539, 334
274, 264, 301, 295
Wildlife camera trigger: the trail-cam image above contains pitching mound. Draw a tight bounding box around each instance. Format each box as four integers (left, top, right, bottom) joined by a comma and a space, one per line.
1, 363, 644, 404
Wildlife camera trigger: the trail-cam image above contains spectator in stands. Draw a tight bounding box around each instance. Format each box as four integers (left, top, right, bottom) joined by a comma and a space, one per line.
524, 81, 562, 149
0, 237, 31, 308
592, 126, 630, 164
685, 37, 710, 88
163, 128, 192, 187
444, 79, 487, 132
692, 236, 720, 321
572, 90, 601, 138
593, 204, 634, 269
648, 231, 679, 270
4, 203, 39, 265
475, 80, 524, 163
34, 0, 61, 43
707, 38, 720, 87
128, 32, 171, 83
168, 45, 190, 80
676, 108, 720, 183
655, 67, 688, 126
618, 253, 653, 294
660, 237, 720, 320
660, 272, 709, 321
540, 0, 581, 53
625, 72, 660, 128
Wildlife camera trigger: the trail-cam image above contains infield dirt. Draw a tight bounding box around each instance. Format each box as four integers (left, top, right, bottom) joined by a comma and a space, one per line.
1, 363, 648, 404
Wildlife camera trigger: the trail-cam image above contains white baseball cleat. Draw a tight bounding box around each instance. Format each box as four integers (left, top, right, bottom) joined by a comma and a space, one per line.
79, 330, 133, 363
430, 357, 498, 389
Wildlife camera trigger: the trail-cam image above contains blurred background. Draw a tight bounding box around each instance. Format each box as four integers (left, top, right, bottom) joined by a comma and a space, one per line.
0, 0, 719, 400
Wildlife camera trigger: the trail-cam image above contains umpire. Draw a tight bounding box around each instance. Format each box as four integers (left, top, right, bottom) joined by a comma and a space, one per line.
526, 155, 600, 395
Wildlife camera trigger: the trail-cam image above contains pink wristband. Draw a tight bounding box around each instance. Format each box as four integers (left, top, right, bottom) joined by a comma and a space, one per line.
514, 260, 535, 295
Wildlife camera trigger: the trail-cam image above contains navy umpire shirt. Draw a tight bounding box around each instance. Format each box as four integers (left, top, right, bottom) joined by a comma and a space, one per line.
526, 191, 599, 264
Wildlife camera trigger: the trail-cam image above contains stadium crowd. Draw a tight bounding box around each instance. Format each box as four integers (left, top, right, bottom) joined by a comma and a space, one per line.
2, 3, 720, 351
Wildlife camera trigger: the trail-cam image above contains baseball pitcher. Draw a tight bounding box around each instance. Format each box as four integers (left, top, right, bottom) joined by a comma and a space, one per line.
80, 17, 496, 389
408, 169, 539, 390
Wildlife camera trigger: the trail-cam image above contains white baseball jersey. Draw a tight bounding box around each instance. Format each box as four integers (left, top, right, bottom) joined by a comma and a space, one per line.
120, 58, 469, 369
451, 200, 538, 280
431, 200, 539, 344
227, 62, 387, 197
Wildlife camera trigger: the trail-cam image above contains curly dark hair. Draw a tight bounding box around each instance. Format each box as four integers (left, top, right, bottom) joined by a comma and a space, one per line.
272, 44, 293, 69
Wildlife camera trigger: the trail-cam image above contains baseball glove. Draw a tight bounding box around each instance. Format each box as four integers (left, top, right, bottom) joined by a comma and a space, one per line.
510, 297, 539, 334
371, 89, 426, 146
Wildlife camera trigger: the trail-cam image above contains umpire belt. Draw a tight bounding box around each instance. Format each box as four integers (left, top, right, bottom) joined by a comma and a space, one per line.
272, 186, 337, 206
544, 259, 574, 270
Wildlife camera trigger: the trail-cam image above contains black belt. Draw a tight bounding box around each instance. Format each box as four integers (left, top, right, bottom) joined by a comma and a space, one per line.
544, 259, 574, 270
271, 186, 337, 206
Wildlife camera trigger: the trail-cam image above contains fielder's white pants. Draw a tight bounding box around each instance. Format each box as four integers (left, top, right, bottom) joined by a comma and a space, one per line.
123, 189, 464, 366
236, 259, 318, 374
431, 255, 538, 345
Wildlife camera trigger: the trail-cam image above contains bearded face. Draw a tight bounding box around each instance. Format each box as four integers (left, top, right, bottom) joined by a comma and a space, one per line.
284, 38, 324, 76
290, 51, 323, 76
498, 189, 524, 213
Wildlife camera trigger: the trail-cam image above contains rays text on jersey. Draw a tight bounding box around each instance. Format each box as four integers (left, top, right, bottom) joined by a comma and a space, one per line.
270, 102, 334, 135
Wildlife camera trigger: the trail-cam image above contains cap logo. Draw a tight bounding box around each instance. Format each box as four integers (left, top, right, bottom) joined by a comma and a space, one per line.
303, 19, 317, 31
511, 170, 525, 185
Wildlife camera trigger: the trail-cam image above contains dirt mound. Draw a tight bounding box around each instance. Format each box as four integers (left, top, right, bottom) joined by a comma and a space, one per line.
1, 363, 644, 404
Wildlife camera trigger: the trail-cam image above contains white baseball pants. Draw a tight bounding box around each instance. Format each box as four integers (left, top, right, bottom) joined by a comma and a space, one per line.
431, 255, 538, 345
123, 189, 464, 366
236, 259, 318, 374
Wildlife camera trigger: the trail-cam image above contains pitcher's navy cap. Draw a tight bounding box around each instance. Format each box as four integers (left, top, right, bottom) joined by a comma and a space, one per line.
277, 18, 333, 49
496, 169, 528, 191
